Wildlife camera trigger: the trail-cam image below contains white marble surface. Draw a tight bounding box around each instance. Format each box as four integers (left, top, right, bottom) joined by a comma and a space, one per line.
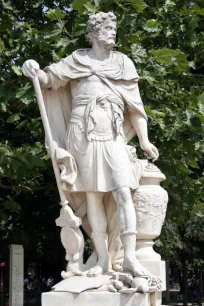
53, 275, 112, 293
138, 261, 166, 291
42, 291, 151, 306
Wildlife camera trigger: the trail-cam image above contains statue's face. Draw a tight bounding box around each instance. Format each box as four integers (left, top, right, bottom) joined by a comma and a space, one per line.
97, 19, 117, 49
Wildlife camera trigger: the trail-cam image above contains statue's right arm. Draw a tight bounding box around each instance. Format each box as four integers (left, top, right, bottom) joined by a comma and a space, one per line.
22, 60, 51, 87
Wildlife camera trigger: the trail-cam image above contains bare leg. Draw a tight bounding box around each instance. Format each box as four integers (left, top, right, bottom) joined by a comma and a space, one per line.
112, 187, 149, 277
86, 192, 109, 276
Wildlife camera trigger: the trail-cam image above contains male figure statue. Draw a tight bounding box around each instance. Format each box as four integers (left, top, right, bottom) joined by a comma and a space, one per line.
22, 12, 159, 278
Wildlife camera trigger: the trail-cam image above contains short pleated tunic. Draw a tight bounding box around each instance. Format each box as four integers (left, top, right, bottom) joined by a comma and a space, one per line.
66, 93, 137, 192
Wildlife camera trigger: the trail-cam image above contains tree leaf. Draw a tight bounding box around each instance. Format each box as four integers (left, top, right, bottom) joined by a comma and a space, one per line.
1, 103, 7, 112
129, 0, 148, 13
198, 92, 204, 104
4, 197, 21, 211
2, 0, 13, 10
84, 2, 97, 13
70, 0, 88, 14
56, 37, 70, 49
164, 0, 176, 12
12, 65, 22, 76
141, 70, 156, 84
143, 19, 160, 33
43, 20, 66, 39
131, 43, 147, 63
151, 48, 189, 71
16, 83, 32, 98
7, 114, 20, 123
45, 8, 65, 21
0, 40, 5, 52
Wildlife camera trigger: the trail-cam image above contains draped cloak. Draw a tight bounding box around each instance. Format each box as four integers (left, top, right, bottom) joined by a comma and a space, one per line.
42, 49, 148, 268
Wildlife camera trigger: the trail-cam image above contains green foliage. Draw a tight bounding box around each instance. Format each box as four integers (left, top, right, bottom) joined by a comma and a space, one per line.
128, 0, 148, 13
45, 8, 66, 21
0, 0, 203, 270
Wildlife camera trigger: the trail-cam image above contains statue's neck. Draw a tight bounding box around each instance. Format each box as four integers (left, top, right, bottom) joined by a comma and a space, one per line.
90, 41, 111, 61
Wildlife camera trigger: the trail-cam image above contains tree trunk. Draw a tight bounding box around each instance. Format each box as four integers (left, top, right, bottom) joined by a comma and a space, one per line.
199, 266, 203, 306
165, 260, 170, 304
183, 259, 188, 306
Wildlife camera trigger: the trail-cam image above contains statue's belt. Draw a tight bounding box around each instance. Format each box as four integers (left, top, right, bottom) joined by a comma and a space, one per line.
72, 94, 124, 110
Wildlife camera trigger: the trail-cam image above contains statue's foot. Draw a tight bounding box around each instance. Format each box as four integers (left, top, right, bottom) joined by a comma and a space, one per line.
61, 262, 86, 279
87, 258, 109, 277
123, 255, 150, 277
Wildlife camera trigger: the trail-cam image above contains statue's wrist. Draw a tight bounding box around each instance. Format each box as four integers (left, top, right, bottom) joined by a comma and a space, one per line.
140, 140, 150, 149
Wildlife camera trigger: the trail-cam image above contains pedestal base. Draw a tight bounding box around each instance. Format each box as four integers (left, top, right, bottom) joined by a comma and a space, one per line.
139, 260, 166, 291
42, 291, 161, 306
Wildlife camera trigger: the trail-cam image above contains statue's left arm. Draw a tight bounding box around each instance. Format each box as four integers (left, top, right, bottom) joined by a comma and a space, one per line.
122, 55, 159, 161
129, 112, 159, 161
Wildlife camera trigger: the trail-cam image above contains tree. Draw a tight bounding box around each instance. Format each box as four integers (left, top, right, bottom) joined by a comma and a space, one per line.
0, 0, 203, 298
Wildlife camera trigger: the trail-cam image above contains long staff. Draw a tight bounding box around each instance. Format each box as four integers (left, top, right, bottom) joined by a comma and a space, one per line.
32, 76, 80, 225
32, 76, 68, 205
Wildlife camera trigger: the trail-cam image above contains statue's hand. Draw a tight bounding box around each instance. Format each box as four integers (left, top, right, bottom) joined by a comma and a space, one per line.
140, 141, 159, 162
21, 59, 40, 79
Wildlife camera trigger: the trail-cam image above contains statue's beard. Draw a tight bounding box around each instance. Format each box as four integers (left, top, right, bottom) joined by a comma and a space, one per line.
97, 33, 116, 49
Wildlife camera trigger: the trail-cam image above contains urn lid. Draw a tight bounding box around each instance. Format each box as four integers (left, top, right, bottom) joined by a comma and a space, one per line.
142, 162, 166, 181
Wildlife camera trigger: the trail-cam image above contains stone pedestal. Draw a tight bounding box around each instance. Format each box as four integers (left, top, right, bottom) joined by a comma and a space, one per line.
139, 260, 166, 291
133, 163, 168, 297
42, 291, 161, 306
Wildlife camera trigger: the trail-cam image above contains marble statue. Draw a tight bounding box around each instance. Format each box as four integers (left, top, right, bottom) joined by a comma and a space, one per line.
22, 12, 168, 306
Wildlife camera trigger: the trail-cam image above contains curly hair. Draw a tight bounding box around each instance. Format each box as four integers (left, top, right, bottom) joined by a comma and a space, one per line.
87, 12, 117, 45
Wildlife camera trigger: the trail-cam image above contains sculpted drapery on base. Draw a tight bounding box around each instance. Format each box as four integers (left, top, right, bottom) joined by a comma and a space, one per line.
22, 12, 167, 298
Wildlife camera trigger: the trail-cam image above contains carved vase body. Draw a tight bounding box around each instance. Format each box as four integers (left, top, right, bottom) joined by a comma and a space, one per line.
133, 163, 168, 261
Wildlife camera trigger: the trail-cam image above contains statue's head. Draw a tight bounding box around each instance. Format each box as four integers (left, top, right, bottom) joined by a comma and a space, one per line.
87, 12, 117, 49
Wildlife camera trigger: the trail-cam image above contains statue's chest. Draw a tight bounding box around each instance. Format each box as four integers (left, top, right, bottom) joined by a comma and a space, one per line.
71, 75, 112, 96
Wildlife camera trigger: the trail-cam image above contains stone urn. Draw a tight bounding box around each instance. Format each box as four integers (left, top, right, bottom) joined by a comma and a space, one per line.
132, 162, 168, 261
